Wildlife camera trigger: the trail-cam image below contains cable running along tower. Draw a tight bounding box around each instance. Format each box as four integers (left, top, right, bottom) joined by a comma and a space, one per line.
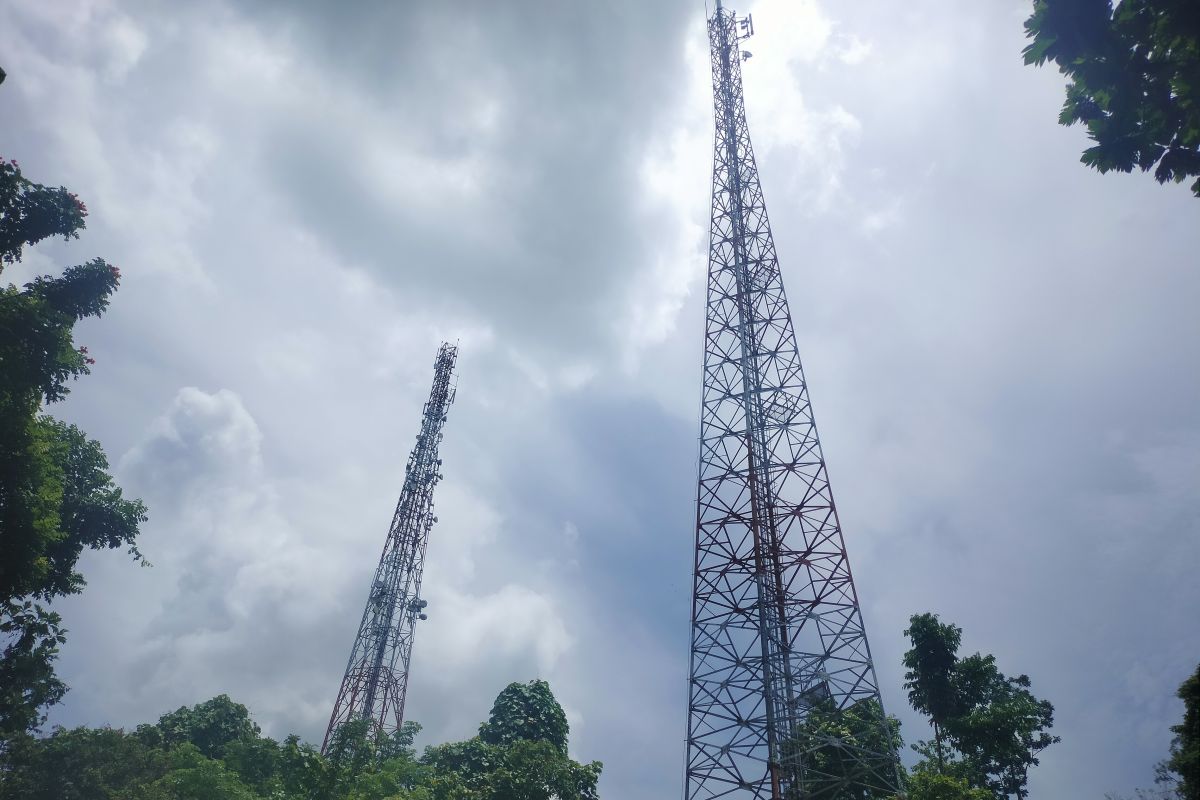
323, 343, 457, 753
686, 5, 899, 799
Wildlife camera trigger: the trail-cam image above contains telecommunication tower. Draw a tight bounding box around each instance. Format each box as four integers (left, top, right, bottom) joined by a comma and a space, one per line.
323, 343, 458, 753
685, 4, 901, 799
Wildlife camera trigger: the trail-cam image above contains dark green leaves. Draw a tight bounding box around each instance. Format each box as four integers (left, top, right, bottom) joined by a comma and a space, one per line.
904, 614, 964, 731
1, 259, 121, 406
423, 737, 601, 800
478, 679, 571, 754
0, 158, 88, 265
1159, 663, 1200, 800
0, 156, 146, 740
1022, 0, 1200, 197
785, 698, 902, 800
155, 695, 262, 760
0, 602, 67, 739
901, 613, 1059, 799
0, 417, 147, 607
0, 726, 168, 800
904, 771, 994, 800
0, 682, 603, 800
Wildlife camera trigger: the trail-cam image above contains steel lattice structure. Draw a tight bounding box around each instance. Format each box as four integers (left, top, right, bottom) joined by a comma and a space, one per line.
323, 343, 457, 754
685, 5, 900, 799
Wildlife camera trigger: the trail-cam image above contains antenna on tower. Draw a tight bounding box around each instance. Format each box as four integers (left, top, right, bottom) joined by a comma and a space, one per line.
322, 343, 458, 753
684, 5, 901, 799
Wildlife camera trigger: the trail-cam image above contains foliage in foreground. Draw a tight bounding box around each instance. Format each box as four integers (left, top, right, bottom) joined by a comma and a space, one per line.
1102, 661, 1199, 800
902, 771, 993, 800
1157, 662, 1200, 800
901, 613, 1059, 800
747, 612, 1061, 800
783, 698, 903, 800
0, 156, 147, 740
1023, 0, 1200, 197
0, 680, 601, 800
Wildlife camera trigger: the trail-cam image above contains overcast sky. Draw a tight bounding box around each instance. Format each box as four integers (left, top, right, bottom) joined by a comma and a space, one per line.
3, 0, 1199, 797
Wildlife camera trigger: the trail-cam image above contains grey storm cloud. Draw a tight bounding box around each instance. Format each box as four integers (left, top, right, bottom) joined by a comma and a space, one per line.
213, 0, 698, 361
1, 0, 1198, 799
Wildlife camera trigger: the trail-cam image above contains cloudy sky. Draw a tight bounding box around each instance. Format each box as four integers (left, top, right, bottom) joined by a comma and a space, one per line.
3, 0, 1198, 797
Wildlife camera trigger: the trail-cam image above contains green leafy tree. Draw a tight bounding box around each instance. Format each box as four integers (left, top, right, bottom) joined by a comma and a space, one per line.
275, 732, 330, 799
144, 743, 261, 800
321, 717, 438, 800
1022, 0, 1200, 197
902, 613, 1059, 799
783, 698, 902, 800
0, 156, 147, 739
222, 735, 284, 796
1158, 662, 1200, 800
0, 725, 169, 799
0, 601, 67, 742
0, 684, 602, 800
152, 694, 262, 759
901, 771, 993, 800
904, 614, 964, 771
946, 655, 1059, 799
484, 739, 601, 800
424, 680, 601, 800
423, 737, 601, 800
343, 749, 432, 800
478, 679, 570, 754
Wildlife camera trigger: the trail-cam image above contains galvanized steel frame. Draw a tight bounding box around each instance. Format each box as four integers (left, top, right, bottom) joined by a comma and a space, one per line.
323, 343, 457, 753
685, 6, 900, 799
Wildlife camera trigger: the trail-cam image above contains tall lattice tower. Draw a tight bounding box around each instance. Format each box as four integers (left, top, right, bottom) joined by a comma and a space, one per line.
685, 5, 900, 799
323, 343, 457, 753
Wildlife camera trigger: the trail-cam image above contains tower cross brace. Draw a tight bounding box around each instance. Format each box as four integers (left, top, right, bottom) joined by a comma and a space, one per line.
685, 6, 901, 799
323, 343, 458, 753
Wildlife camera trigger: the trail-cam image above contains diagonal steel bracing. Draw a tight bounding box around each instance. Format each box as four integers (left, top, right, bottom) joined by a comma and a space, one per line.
685, 6, 901, 799
323, 343, 457, 753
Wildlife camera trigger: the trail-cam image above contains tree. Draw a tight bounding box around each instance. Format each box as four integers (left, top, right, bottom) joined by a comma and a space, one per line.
901, 613, 1059, 799
946, 656, 1059, 799
783, 698, 903, 800
276, 733, 329, 799
1159, 662, 1200, 800
0, 684, 602, 800
478, 679, 570, 754
321, 716, 423, 800
0, 601, 67, 742
0, 725, 168, 800
903, 614, 964, 771
0, 156, 147, 739
1022, 0, 1200, 197
222, 735, 285, 797
425, 680, 601, 800
145, 744, 262, 800
423, 737, 601, 800
902, 771, 993, 800
151, 695, 262, 760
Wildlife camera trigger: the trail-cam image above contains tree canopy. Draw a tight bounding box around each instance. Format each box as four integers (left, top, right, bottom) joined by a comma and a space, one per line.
904, 613, 964, 770
1158, 662, 1200, 800
1023, 0, 1200, 197
903, 771, 993, 800
478, 679, 570, 754
0, 680, 603, 800
901, 613, 1059, 800
784, 698, 902, 800
0, 156, 147, 740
